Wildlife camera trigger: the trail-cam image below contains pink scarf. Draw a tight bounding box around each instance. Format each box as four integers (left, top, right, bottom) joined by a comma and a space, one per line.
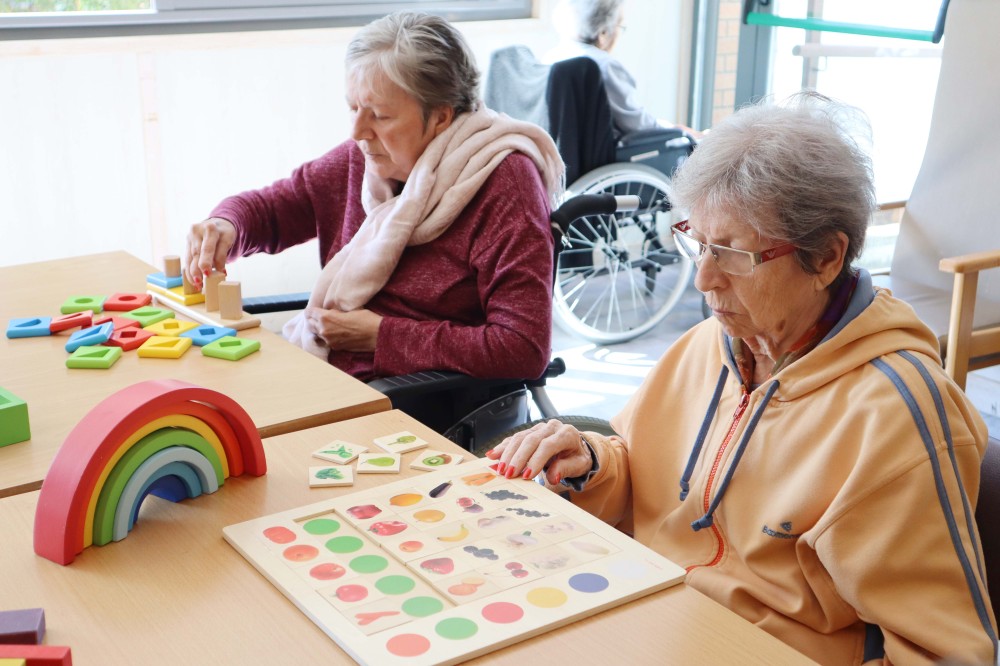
284, 104, 564, 358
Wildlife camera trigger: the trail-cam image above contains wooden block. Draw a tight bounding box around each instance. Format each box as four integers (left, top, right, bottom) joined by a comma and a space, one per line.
146, 283, 206, 307
105, 327, 155, 351
91, 315, 141, 332
410, 450, 465, 472
118, 306, 173, 328
182, 272, 199, 295
309, 465, 355, 487
64, 322, 114, 353
312, 441, 367, 464
137, 335, 193, 359
180, 325, 236, 346
373, 431, 429, 455
163, 254, 181, 278
201, 336, 260, 361
144, 318, 199, 338
204, 272, 226, 312
0, 645, 71, 665
147, 293, 261, 331
0, 608, 44, 645
0, 387, 30, 447
356, 452, 401, 474
218, 281, 243, 321
59, 295, 105, 315
146, 271, 182, 289
49, 310, 93, 334
103, 292, 152, 311
66, 345, 122, 369
0, 658, 26, 666
5, 317, 52, 339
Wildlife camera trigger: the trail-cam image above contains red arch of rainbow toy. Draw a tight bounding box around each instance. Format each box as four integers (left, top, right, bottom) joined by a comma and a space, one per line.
34, 379, 265, 565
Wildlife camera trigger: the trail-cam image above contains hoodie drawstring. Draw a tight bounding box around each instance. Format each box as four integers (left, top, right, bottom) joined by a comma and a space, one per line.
679, 366, 729, 501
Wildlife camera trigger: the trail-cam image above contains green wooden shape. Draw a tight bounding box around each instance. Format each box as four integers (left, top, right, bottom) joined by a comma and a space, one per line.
201, 336, 261, 361
93, 428, 226, 546
60, 295, 106, 314
119, 306, 174, 327
745, 13, 936, 42
66, 345, 123, 369
0, 386, 30, 447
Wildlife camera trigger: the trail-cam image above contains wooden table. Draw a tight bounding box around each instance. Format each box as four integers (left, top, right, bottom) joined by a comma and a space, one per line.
0, 251, 390, 497
0, 411, 814, 665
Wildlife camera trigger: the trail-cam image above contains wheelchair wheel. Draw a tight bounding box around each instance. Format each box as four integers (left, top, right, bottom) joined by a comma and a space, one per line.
473, 415, 619, 459
554, 163, 694, 344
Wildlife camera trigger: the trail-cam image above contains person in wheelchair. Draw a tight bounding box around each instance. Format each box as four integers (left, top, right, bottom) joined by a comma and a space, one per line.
546, 0, 700, 138
489, 93, 996, 664
183, 11, 564, 383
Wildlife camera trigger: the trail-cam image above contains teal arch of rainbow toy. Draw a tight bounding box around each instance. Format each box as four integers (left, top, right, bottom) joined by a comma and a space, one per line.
33, 379, 266, 565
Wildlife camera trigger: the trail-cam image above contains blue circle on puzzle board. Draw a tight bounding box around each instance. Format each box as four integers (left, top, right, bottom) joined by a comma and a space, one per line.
567, 572, 609, 593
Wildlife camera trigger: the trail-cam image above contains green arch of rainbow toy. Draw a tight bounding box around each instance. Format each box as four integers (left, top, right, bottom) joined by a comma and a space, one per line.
34, 379, 265, 565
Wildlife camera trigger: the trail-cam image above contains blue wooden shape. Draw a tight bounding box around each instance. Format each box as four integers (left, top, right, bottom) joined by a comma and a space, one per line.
0, 607, 45, 645
146, 271, 183, 289
147, 473, 192, 503
180, 325, 238, 346
5, 317, 52, 339
65, 321, 114, 353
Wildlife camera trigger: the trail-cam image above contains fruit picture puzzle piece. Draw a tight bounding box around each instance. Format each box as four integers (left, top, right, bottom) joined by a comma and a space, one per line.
0, 387, 30, 447
5, 317, 51, 339
373, 431, 428, 454
356, 453, 401, 474
309, 466, 355, 488
410, 450, 465, 472
312, 441, 367, 465
223, 457, 687, 666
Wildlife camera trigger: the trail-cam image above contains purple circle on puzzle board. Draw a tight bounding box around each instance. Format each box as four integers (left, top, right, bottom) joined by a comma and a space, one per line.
568, 572, 609, 593
607, 558, 651, 580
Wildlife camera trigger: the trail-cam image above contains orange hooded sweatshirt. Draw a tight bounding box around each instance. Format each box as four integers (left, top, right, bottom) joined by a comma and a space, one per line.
571, 273, 996, 665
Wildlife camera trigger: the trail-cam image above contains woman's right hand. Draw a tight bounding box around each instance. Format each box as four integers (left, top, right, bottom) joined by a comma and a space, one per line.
486, 419, 593, 486
184, 217, 237, 288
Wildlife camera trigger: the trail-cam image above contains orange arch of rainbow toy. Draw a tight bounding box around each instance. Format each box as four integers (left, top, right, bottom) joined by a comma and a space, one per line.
34, 379, 265, 565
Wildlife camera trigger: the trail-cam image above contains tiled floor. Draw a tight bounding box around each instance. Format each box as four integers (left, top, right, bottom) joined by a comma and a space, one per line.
544, 282, 1000, 441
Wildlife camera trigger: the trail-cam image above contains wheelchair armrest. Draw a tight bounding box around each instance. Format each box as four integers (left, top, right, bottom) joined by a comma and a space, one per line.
367, 359, 567, 399
618, 126, 691, 149
242, 292, 310, 314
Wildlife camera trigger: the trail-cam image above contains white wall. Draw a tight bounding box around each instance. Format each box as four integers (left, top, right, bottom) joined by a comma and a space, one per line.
0, 0, 687, 296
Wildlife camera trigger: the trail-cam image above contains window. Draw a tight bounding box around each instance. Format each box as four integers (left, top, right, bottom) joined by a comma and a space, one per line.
0, 0, 532, 37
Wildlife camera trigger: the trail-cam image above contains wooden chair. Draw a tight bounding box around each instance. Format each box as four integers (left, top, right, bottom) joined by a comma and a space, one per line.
876, 0, 1000, 390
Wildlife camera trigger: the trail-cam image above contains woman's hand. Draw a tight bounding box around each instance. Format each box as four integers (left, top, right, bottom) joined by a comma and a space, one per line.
184, 217, 237, 287
486, 419, 593, 486
304, 307, 382, 352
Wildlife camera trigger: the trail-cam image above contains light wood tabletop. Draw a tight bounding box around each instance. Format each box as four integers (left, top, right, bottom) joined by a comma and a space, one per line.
0, 410, 815, 666
0, 251, 390, 497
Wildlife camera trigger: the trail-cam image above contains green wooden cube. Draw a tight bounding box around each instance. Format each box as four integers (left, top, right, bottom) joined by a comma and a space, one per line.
118, 306, 174, 327
66, 345, 123, 369
201, 336, 261, 361
0, 387, 30, 447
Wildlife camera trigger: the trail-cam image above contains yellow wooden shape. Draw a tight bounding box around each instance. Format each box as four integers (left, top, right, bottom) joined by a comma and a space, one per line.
147, 282, 206, 306
137, 335, 193, 359
144, 318, 200, 337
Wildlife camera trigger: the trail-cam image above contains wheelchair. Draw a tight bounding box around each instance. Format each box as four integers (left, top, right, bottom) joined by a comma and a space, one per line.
242, 193, 630, 458
486, 47, 697, 344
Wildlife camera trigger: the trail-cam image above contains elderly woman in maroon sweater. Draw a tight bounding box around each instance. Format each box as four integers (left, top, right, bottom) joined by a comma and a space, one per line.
183, 12, 563, 382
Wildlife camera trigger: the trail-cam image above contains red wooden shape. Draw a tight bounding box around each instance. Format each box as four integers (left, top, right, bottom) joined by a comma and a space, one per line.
103, 292, 152, 311
92, 315, 141, 332
0, 644, 72, 665
48, 311, 93, 334
33, 379, 264, 565
104, 327, 155, 351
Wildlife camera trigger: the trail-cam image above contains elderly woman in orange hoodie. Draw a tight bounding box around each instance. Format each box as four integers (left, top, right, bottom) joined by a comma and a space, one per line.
490, 93, 996, 665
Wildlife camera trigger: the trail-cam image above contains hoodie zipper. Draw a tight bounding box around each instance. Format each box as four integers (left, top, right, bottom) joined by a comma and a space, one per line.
686, 387, 749, 572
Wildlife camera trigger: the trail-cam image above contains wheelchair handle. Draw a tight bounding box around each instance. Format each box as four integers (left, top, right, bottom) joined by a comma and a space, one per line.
550, 194, 640, 236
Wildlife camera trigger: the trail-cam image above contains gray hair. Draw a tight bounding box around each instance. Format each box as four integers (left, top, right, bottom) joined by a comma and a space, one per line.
669, 92, 876, 285
346, 12, 480, 122
556, 0, 624, 45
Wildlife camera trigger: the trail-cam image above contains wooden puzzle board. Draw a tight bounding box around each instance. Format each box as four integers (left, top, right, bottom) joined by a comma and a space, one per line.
223, 458, 686, 665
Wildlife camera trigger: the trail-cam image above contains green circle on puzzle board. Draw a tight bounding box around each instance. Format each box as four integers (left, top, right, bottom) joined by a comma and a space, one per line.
325, 536, 364, 554
303, 518, 341, 535
401, 596, 444, 617
375, 575, 417, 595
350, 554, 389, 574
435, 617, 479, 640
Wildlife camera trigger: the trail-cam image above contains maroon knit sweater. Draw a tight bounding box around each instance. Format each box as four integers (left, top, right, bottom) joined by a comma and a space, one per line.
211, 140, 554, 382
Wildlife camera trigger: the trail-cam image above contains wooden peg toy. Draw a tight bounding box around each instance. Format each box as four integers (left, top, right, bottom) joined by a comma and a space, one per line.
163, 254, 181, 278
217, 281, 244, 321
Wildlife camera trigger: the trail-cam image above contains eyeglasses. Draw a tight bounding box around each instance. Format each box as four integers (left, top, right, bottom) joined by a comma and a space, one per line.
671, 220, 797, 276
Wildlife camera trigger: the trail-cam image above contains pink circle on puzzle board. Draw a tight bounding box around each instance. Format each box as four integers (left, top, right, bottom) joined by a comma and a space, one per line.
481, 601, 525, 624
282, 544, 319, 562
525, 587, 568, 608
385, 633, 431, 658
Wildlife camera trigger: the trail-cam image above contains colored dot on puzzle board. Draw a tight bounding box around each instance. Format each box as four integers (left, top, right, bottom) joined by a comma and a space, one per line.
482, 601, 525, 624
302, 518, 340, 535
385, 633, 431, 658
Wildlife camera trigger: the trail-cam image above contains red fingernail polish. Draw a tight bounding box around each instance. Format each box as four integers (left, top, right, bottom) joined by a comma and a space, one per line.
522, 468, 533, 480
497, 463, 506, 474
505, 467, 516, 479
554, 472, 562, 484
484, 448, 494, 458
489, 463, 499, 471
